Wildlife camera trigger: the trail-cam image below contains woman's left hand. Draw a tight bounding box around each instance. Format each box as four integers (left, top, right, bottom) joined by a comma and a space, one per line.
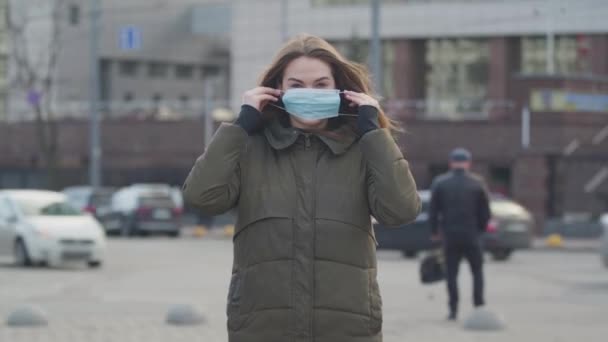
343, 90, 380, 110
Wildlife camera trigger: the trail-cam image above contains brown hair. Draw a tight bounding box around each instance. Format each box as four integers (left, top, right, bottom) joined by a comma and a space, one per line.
258, 34, 396, 132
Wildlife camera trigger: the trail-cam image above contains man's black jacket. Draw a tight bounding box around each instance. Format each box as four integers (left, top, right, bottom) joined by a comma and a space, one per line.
429, 169, 491, 243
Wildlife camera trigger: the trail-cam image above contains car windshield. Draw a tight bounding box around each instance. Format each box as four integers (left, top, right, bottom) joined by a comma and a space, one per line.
15, 198, 83, 216
139, 196, 175, 208
490, 200, 530, 218
90, 192, 113, 207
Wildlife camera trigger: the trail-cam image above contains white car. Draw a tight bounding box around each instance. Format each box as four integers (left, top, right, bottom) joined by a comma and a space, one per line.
600, 213, 608, 268
0, 190, 106, 268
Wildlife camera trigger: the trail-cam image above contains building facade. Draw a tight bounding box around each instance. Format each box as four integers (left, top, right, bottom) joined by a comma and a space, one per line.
1, 0, 606, 228
6, 0, 231, 121
0, 0, 8, 121
229, 0, 608, 225
231, 0, 608, 117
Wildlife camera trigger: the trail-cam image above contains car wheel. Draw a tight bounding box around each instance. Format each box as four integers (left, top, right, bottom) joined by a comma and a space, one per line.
14, 239, 32, 267
402, 250, 418, 259
168, 231, 180, 238
88, 261, 102, 268
491, 249, 512, 261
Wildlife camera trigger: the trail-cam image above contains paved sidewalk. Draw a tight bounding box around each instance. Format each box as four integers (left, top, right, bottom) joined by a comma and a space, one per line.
1, 238, 608, 342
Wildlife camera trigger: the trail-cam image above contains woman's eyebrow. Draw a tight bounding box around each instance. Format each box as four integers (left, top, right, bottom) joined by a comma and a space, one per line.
286, 77, 330, 83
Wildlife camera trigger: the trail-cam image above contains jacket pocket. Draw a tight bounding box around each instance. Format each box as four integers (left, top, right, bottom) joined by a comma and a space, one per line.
227, 272, 245, 331
368, 269, 383, 334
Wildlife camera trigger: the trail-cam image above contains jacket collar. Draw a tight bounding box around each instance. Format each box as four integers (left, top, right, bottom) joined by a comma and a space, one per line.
451, 168, 468, 175
263, 116, 357, 155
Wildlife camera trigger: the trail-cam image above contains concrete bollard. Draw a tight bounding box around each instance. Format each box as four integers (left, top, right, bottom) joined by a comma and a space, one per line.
6, 305, 48, 327
463, 307, 506, 331
166, 304, 205, 326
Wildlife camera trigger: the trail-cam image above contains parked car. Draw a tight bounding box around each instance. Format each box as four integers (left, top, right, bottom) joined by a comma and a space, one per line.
62, 186, 115, 221
104, 184, 182, 237
374, 190, 533, 261
0, 190, 106, 268
600, 213, 608, 268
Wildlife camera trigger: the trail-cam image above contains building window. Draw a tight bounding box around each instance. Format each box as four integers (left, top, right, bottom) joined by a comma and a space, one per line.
179, 95, 190, 108
69, 4, 80, 26
428, 163, 449, 188
152, 93, 163, 105
175, 64, 194, 80
489, 166, 512, 196
311, 0, 406, 6
148, 62, 169, 78
123, 92, 134, 102
521, 35, 590, 75
425, 38, 489, 117
201, 65, 221, 79
0, 55, 7, 79
332, 38, 395, 98
119, 61, 138, 77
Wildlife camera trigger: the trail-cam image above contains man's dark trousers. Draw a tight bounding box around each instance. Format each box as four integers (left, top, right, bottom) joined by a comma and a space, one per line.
444, 239, 485, 315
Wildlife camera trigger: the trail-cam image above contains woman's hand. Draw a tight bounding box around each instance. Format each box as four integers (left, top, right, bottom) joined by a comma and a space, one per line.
343, 90, 380, 110
242, 87, 281, 112
344, 91, 381, 135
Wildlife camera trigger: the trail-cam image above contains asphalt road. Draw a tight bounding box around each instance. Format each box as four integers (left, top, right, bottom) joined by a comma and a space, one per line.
1, 234, 607, 342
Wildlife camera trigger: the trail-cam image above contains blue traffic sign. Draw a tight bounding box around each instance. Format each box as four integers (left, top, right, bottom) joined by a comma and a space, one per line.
120, 26, 142, 50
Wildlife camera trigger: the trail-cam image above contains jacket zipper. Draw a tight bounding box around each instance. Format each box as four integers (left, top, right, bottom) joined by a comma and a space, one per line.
309, 134, 317, 340
304, 134, 311, 149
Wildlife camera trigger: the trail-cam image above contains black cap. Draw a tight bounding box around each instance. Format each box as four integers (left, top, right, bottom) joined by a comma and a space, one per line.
449, 148, 472, 162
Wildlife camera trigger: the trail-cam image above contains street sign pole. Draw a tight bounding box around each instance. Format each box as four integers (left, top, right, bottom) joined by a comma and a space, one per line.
89, 0, 102, 189
370, 0, 382, 96
204, 78, 215, 149
522, 106, 530, 149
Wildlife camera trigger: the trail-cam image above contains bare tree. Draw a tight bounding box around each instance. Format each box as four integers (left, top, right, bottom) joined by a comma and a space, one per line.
7, 0, 65, 188
347, 29, 368, 64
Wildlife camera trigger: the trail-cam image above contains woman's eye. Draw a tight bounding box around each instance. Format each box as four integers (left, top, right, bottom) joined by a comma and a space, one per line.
288, 84, 303, 88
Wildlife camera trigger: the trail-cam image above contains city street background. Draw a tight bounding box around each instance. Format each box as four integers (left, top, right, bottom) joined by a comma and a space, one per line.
0, 0, 607, 341
1, 233, 607, 342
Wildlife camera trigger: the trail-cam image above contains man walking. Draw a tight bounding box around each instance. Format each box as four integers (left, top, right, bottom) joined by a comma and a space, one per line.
429, 148, 491, 320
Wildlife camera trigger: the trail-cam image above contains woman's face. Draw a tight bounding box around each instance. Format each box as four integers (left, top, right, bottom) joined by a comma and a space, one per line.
280, 56, 336, 129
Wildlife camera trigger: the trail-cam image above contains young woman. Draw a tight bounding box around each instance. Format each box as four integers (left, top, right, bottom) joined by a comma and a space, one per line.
183, 34, 421, 342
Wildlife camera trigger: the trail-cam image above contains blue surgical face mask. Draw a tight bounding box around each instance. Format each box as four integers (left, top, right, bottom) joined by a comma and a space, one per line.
280, 88, 341, 120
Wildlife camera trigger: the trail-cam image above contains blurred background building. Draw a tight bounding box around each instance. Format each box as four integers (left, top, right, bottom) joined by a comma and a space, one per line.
0, 0, 8, 121
0, 0, 607, 233
6, 0, 230, 122
232, 0, 607, 117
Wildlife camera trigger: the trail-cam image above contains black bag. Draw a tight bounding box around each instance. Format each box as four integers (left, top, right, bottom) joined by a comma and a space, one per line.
419, 250, 445, 284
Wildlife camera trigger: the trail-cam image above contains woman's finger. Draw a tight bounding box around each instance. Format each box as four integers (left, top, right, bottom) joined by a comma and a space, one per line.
257, 94, 279, 110
256, 94, 279, 102
251, 87, 282, 95
345, 93, 364, 105
345, 91, 379, 108
348, 91, 374, 103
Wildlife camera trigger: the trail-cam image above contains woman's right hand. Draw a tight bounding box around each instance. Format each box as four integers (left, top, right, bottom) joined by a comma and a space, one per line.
242, 87, 281, 112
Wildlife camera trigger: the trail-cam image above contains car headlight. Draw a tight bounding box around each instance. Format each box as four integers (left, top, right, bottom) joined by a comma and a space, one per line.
33, 227, 54, 240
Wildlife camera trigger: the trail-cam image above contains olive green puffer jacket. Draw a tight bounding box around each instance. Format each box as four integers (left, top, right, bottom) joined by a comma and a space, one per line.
183, 117, 420, 342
